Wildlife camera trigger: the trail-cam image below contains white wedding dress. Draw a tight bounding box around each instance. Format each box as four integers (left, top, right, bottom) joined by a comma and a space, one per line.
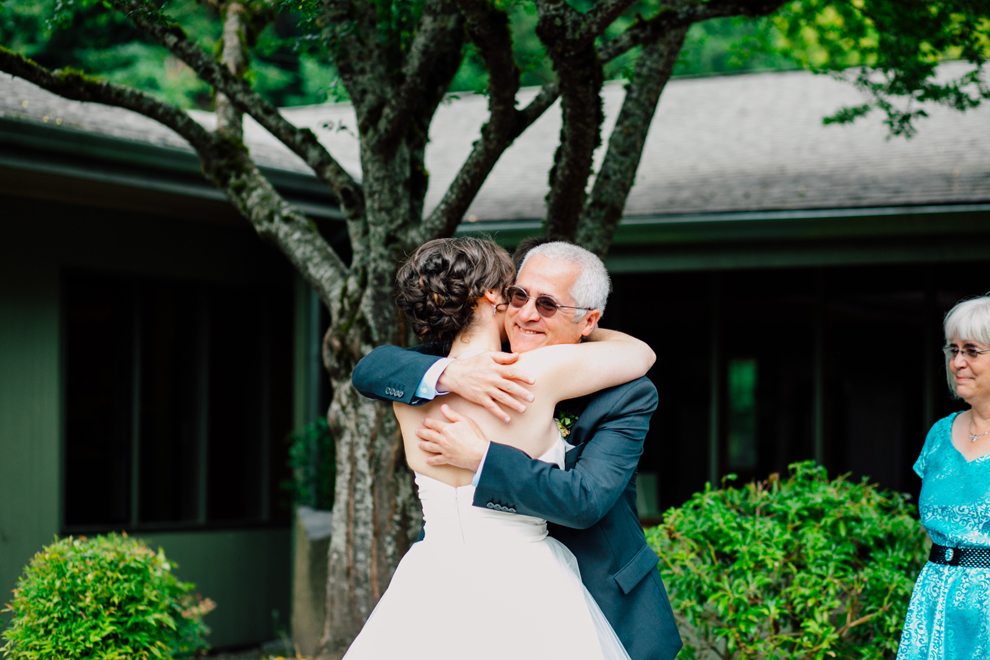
343, 437, 631, 660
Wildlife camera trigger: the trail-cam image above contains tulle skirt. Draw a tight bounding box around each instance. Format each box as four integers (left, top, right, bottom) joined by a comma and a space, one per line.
343, 533, 631, 660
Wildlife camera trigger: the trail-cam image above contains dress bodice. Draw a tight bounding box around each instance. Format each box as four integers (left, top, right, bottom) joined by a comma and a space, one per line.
915, 411, 990, 548
415, 437, 566, 547
897, 412, 990, 660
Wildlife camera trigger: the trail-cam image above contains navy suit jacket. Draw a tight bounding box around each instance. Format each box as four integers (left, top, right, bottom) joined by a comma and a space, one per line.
352, 344, 682, 660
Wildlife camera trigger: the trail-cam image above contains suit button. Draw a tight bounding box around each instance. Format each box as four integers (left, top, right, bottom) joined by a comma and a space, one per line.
486, 503, 494, 509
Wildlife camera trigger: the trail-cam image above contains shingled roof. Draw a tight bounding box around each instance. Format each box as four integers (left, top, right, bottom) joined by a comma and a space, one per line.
2, 63, 988, 223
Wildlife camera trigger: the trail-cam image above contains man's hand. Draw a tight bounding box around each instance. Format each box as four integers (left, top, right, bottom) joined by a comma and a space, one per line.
436, 352, 535, 423
417, 405, 489, 472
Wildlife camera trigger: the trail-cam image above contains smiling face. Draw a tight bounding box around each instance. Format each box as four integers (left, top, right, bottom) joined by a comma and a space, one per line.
948, 336, 990, 403
504, 254, 600, 353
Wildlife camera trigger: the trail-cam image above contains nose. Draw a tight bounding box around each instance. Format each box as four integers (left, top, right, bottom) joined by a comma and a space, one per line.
516, 297, 542, 322
952, 352, 968, 370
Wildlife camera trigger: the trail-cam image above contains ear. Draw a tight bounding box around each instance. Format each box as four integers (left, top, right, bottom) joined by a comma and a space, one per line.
483, 288, 503, 306
578, 310, 601, 337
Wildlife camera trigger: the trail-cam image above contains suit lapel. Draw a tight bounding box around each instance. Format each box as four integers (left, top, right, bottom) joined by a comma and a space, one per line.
557, 395, 593, 471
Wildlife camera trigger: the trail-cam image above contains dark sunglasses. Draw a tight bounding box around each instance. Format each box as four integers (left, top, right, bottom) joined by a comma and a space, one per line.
504, 285, 595, 319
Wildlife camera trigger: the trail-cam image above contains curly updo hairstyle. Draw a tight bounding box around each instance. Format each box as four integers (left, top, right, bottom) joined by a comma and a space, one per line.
395, 237, 514, 344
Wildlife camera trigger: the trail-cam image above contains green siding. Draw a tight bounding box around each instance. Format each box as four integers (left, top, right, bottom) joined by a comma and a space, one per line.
138, 529, 292, 648
0, 199, 295, 649
0, 257, 61, 631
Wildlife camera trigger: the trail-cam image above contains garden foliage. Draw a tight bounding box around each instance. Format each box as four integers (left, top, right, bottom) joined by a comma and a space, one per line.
646, 461, 927, 660
1, 534, 214, 660
285, 417, 335, 511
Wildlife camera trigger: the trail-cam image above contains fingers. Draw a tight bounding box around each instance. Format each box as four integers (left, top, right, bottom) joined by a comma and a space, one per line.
424, 453, 450, 466
421, 416, 449, 432
499, 366, 535, 386
416, 427, 442, 443
489, 388, 527, 414
490, 352, 520, 364
497, 380, 535, 403
439, 404, 465, 423
480, 398, 511, 423
417, 430, 450, 466
417, 439, 442, 454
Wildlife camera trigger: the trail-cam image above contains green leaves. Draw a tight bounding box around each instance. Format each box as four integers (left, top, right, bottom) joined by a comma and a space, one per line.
1, 535, 214, 660
773, 0, 990, 137
285, 417, 336, 510
646, 461, 927, 660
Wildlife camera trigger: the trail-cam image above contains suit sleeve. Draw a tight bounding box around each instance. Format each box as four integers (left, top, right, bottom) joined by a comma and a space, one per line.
351, 343, 446, 406
473, 378, 657, 529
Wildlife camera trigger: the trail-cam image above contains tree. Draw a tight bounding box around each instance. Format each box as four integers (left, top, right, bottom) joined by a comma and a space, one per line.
1, 0, 987, 655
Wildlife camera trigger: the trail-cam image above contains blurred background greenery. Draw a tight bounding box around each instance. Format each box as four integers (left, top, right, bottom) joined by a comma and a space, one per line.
0, 0, 817, 110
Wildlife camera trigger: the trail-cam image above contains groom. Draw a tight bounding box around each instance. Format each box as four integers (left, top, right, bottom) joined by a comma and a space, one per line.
351, 241, 682, 660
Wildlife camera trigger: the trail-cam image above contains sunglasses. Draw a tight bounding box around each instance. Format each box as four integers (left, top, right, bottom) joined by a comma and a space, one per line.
504, 286, 595, 319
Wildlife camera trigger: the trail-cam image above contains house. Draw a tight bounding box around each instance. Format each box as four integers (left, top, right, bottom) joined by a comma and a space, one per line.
1, 61, 988, 647
0, 72, 336, 648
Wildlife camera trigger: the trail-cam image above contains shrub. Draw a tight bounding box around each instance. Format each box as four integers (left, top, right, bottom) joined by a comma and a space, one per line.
646, 461, 927, 660
285, 417, 335, 510
1, 534, 214, 660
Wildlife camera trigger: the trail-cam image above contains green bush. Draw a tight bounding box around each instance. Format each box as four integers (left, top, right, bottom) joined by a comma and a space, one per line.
1, 534, 214, 660
646, 461, 927, 660
285, 417, 335, 510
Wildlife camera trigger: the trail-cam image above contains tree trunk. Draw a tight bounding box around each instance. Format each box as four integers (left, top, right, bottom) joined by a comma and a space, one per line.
316, 137, 427, 655
320, 369, 420, 654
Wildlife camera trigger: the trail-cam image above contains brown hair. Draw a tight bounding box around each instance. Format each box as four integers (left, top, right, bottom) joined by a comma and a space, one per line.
395, 237, 514, 344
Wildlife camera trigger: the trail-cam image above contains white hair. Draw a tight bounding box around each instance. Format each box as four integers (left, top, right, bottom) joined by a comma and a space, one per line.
518, 242, 611, 317
943, 294, 990, 396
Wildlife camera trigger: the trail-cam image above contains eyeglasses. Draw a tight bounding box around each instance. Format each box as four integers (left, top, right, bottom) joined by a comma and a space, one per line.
504, 285, 594, 319
943, 346, 990, 360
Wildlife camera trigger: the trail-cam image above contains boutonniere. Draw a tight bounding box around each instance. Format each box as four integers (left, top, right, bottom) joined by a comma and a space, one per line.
555, 412, 579, 439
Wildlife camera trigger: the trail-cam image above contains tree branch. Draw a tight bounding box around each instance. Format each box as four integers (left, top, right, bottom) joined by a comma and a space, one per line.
415, 0, 527, 240
599, 0, 787, 64
576, 0, 638, 49
374, 0, 464, 150
418, 80, 560, 241
215, 1, 252, 138
0, 46, 349, 306
0, 46, 215, 153
322, 0, 391, 135
575, 26, 688, 257
536, 0, 605, 240
457, 0, 523, 124
202, 143, 349, 312
110, 0, 364, 218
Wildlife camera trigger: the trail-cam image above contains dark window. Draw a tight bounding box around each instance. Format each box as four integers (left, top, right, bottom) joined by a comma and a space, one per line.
63, 272, 294, 532
611, 261, 990, 513
63, 277, 135, 527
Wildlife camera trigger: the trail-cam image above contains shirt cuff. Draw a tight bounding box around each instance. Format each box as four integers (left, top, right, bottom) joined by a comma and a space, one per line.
471, 442, 491, 487
415, 357, 454, 400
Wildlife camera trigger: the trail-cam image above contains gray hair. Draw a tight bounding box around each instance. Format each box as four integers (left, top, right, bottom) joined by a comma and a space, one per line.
943, 294, 990, 396
518, 242, 611, 317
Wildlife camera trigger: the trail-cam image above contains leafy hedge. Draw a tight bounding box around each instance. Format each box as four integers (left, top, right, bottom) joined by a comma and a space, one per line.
1, 534, 214, 660
285, 417, 335, 510
646, 461, 927, 660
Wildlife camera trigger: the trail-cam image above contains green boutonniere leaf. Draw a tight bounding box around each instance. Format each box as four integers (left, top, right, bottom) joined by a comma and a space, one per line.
555, 412, 579, 439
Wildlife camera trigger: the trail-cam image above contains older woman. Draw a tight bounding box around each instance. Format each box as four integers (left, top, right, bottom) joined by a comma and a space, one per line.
898, 295, 990, 660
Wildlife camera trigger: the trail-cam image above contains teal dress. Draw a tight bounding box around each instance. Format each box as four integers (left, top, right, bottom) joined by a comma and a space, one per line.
898, 412, 990, 659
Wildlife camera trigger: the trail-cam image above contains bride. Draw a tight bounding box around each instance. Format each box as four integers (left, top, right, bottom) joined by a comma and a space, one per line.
343, 237, 655, 660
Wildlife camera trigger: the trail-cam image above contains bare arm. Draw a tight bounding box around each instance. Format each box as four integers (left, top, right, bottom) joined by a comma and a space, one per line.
417, 329, 655, 471
516, 329, 655, 405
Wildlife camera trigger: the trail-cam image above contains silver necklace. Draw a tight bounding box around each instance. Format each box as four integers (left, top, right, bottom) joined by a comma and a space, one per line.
969, 427, 990, 443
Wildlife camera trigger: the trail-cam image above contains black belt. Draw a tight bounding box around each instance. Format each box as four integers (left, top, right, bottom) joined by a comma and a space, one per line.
929, 543, 990, 568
